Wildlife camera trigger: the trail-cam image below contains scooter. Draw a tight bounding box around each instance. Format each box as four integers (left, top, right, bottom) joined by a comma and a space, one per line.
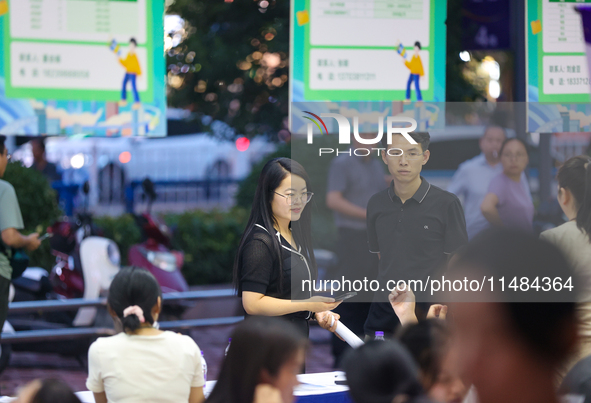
128, 178, 189, 294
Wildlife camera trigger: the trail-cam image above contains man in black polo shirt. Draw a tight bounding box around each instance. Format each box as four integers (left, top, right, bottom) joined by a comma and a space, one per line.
364, 131, 467, 337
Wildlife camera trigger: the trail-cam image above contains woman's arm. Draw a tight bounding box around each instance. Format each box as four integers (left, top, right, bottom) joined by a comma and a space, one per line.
93, 392, 108, 403
326, 191, 367, 220
242, 291, 341, 316
481, 193, 503, 226
189, 387, 205, 403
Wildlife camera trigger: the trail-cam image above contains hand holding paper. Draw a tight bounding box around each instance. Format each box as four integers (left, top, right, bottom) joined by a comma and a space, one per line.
330, 317, 364, 348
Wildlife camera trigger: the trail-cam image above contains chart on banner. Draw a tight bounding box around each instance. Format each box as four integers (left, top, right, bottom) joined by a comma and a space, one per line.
9, 0, 146, 41
290, 0, 446, 102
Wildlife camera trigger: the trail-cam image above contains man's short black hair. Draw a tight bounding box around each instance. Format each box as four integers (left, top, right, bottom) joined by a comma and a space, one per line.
482, 125, 507, 139
414, 41, 421, 50
31, 137, 46, 152
0, 135, 5, 155
381, 131, 430, 152
129, 38, 137, 46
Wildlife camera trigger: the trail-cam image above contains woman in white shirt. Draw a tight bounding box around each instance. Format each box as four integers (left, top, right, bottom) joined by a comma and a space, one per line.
540, 155, 591, 376
86, 267, 205, 403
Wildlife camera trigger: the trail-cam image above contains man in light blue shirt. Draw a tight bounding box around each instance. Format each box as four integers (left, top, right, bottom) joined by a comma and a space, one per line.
447, 126, 506, 239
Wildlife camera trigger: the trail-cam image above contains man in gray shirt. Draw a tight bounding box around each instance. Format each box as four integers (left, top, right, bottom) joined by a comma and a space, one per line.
0, 136, 41, 332
326, 133, 388, 365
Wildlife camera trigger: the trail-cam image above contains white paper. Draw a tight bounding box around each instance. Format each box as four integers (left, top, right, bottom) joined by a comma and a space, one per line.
335, 320, 365, 348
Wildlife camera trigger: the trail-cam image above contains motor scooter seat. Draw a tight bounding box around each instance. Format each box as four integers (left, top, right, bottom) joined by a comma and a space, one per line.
12, 268, 50, 294
12, 276, 43, 293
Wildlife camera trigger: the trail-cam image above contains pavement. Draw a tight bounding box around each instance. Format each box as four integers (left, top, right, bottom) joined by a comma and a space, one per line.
0, 289, 338, 397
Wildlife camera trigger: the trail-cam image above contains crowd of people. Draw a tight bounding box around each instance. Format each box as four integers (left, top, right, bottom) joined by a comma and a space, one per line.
1, 127, 591, 403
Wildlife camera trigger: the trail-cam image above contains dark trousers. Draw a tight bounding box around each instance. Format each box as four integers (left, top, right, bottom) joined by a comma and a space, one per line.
286, 316, 309, 373
0, 276, 10, 334
122, 73, 140, 103
405, 73, 422, 101
287, 316, 310, 339
330, 228, 378, 368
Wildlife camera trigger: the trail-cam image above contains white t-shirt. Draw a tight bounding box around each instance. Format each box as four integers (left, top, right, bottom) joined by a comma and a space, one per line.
86, 331, 204, 403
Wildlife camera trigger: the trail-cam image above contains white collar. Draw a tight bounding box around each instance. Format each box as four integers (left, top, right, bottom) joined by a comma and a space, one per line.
255, 224, 302, 253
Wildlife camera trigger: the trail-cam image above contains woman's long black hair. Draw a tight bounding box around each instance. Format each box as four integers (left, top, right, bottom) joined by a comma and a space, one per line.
233, 157, 317, 293
557, 155, 591, 241
343, 340, 428, 403
31, 379, 82, 403
396, 319, 450, 390
206, 317, 308, 403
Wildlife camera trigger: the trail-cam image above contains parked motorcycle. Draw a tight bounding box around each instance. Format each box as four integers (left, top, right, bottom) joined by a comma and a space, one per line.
128, 178, 189, 294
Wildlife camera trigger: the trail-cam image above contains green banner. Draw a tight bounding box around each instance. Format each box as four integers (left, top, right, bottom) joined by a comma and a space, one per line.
548, 0, 591, 3
290, 0, 447, 103
527, 0, 590, 102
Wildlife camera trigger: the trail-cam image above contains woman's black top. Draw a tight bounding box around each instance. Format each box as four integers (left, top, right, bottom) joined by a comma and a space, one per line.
238, 224, 313, 320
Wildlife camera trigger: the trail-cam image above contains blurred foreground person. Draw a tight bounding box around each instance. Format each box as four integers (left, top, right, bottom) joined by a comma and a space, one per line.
541, 155, 591, 375
87, 267, 205, 403
206, 316, 308, 403
388, 286, 467, 403
343, 340, 431, 403
15, 379, 81, 403
398, 321, 467, 403
450, 229, 578, 403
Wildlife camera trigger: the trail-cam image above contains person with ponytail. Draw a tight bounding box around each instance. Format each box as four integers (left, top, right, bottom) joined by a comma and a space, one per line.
233, 158, 341, 339
540, 155, 591, 376
86, 267, 205, 403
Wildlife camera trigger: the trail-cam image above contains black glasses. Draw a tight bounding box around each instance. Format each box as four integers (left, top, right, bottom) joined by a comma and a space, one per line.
385, 149, 425, 160
274, 191, 314, 206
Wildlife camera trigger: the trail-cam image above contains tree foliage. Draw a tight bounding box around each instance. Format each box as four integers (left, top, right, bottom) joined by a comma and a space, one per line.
166, 0, 289, 138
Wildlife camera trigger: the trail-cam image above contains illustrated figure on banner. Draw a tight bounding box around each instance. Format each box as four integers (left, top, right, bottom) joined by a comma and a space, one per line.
397, 40, 424, 103
110, 38, 142, 110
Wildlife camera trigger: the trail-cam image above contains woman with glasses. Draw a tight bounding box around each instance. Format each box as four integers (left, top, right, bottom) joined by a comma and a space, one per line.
481, 138, 534, 231
233, 158, 342, 339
